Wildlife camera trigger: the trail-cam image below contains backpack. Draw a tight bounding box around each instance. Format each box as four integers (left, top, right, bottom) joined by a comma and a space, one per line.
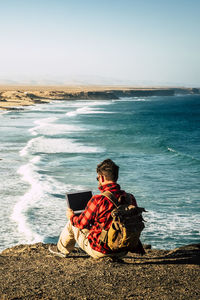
99, 191, 146, 253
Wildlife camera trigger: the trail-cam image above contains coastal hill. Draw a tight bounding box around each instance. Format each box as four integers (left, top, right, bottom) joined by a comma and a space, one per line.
0, 243, 199, 299
0, 86, 199, 110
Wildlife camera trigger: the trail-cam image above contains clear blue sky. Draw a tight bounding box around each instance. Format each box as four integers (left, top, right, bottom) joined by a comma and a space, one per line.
1, 0, 200, 86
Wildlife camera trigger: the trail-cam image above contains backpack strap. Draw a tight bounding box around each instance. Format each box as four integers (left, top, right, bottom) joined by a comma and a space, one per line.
101, 191, 119, 208
99, 191, 119, 245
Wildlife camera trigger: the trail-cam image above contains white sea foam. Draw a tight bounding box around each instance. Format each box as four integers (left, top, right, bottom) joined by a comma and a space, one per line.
20, 139, 35, 156
11, 163, 44, 243
66, 105, 113, 117
20, 136, 103, 156
112, 97, 150, 102
143, 210, 200, 249
36, 117, 58, 123
68, 100, 112, 106
167, 147, 177, 153
30, 156, 41, 164
29, 119, 84, 136
29, 117, 57, 135
65, 100, 113, 117
11, 157, 83, 244
86, 100, 113, 106
167, 146, 199, 161
131, 98, 149, 102
0, 110, 9, 115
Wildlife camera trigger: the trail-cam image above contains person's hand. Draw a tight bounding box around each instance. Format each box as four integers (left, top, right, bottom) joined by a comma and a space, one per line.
66, 208, 74, 220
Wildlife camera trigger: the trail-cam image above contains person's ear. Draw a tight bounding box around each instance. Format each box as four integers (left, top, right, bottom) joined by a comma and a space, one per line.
101, 175, 105, 183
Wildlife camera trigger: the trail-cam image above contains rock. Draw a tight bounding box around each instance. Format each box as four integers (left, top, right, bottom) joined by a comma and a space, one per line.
166, 243, 200, 258
143, 244, 152, 249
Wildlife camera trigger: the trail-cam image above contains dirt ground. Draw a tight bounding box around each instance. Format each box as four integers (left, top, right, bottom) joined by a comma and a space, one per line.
0, 243, 199, 300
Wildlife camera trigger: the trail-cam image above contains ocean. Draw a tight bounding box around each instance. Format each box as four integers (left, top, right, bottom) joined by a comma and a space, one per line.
0, 94, 199, 251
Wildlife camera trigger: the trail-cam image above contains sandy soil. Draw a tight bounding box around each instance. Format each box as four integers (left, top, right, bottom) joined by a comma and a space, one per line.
0, 85, 167, 92
0, 243, 199, 299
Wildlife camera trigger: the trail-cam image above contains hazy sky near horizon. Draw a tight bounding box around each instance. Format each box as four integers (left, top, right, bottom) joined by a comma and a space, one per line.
1, 0, 200, 86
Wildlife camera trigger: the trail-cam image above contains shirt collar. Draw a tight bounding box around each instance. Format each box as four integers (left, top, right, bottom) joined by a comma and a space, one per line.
98, 182, 121, 193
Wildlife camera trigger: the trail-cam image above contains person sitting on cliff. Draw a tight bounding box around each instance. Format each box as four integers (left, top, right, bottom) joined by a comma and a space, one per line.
56, 158, 139, 259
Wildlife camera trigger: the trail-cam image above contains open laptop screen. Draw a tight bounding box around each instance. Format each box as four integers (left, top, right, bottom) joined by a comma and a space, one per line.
66, 191, 92, 215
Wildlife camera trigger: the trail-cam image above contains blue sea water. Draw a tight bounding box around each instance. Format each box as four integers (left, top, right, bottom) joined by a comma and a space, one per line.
0, 94, 199, 251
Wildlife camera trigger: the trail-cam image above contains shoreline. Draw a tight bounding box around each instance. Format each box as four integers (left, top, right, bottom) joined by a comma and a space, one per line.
0, 242, 199, 299
0, 85, 199, 110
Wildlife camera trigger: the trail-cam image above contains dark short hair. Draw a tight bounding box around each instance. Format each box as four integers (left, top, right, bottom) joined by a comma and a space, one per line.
96, 159, 119, 182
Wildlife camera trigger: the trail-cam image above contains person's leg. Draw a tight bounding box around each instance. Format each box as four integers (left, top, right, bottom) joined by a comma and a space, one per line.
57, 221, 127, 259
57, 221, 76, 255
57, 221, 106, 258
73, 228, 106, 259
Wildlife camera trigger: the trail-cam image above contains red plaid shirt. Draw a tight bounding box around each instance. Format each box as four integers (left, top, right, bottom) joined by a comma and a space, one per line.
70, 183, 137, 254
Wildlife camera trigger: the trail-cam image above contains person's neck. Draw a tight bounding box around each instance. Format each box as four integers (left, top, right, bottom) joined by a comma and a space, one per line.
101, 180, 116, 186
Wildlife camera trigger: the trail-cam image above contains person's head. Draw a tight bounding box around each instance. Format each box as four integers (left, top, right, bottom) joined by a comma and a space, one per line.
96, 159, 119, 185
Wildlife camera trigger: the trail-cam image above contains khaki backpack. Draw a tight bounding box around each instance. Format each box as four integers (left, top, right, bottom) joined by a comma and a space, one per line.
99, 191, 146, 252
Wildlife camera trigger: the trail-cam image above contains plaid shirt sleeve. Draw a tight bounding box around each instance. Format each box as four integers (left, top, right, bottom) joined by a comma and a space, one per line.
70, 196, 98, 229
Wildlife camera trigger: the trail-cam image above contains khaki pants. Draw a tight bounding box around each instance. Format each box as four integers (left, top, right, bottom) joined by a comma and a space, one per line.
57, 221, 127, 259
57, 221, 106, 259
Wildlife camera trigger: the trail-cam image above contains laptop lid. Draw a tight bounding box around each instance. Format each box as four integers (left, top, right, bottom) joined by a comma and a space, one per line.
66, 190, 92, 215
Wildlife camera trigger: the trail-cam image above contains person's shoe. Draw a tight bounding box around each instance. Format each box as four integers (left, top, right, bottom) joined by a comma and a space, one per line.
72, 247, 85, 254
48, 244, 68, 258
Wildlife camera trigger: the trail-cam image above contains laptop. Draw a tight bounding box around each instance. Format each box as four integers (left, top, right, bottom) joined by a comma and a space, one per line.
66, 190, 92, 215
